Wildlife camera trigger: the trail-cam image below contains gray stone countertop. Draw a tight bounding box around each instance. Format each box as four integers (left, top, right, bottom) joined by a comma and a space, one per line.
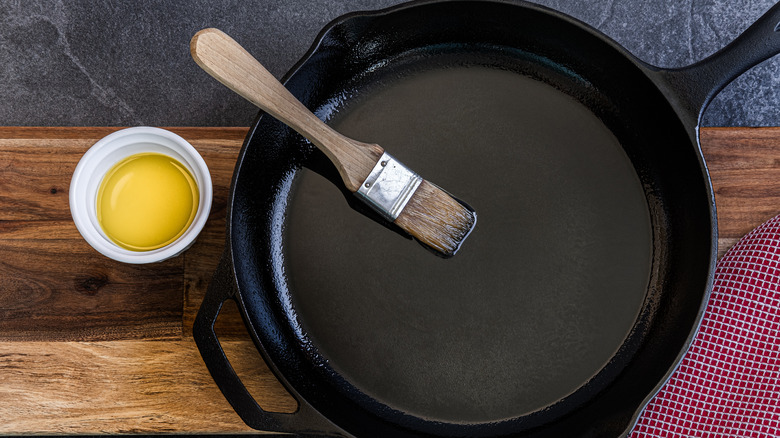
1, 0, 779, 127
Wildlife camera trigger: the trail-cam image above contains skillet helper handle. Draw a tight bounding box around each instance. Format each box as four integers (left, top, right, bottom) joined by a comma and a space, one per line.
660, 2, 780, 121
193, 253, 345, 437
190, 27, 382, 192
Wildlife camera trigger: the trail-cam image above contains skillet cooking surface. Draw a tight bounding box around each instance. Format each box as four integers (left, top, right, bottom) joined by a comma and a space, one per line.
285, 58, 651, 422
222, 1, 718, 435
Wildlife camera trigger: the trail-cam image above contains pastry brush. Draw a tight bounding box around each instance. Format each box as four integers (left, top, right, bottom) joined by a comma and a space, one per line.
190, 28, 476, 257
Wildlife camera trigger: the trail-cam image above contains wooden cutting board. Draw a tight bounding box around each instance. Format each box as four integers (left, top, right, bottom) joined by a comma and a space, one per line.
1, 126, 779, 434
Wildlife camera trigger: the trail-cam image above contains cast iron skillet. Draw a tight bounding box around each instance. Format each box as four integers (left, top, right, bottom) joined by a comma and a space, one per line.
194, 1, 780, 436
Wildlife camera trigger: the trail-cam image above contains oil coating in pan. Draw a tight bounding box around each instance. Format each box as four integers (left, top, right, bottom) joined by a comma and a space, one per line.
284, 64, 652, 423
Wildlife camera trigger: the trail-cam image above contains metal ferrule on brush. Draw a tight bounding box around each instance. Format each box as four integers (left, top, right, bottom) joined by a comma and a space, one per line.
356, 152, 423, 221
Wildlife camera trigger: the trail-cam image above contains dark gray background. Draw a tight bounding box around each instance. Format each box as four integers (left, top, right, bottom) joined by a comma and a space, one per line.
2, 0, 779, 127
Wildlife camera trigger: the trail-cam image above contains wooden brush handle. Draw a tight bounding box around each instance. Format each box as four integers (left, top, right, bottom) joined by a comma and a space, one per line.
190, 28, 383, 191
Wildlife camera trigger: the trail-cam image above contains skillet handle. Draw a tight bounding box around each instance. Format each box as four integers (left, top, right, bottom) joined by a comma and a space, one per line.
658, 2, 780, 124
193, 252, 346, 437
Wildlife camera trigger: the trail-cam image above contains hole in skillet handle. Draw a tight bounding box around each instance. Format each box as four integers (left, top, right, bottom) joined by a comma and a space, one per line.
193, 254, 343, 435
774, 20, 780, 31
216, 298, 298, 413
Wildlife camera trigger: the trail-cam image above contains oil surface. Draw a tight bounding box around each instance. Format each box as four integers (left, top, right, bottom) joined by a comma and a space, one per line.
285, 66, 652, 422
97, 152, 198, 251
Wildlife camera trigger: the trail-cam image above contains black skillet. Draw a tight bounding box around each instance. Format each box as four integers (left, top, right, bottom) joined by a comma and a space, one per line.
194, 1, 780, 436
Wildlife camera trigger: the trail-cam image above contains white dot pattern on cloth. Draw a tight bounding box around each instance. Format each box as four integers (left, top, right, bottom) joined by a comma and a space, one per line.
631, 215, 780, 437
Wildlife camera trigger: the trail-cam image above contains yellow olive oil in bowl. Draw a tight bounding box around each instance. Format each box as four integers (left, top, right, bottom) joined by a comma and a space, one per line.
96, 152, 199, 251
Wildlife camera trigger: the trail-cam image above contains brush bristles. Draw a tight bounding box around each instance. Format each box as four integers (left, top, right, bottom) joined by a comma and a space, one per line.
393, 180, 476, 257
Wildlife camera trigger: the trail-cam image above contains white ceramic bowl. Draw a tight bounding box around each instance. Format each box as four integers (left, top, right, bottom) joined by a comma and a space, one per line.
69, 127, 213, 264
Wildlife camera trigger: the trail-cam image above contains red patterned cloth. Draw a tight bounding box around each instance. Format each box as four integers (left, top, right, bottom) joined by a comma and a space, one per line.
631, 215, 780, 437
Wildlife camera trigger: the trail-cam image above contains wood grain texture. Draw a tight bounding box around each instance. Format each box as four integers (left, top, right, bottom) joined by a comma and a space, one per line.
701, 127, 780, 255
0, 126, 779, 434
0, 131, 182, 341
0, 127, 296, 435
0, 238, 182, 341
0, 127, 249, 343
0, 340, 296, 434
